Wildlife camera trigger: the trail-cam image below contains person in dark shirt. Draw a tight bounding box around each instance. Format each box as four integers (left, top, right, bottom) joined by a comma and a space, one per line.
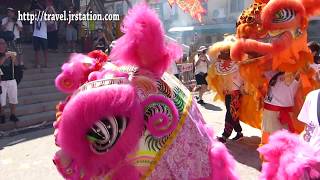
0, 38, 19, 124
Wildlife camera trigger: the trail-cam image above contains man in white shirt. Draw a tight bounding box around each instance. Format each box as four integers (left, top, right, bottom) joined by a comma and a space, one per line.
32, 9, 48, 68
194, 46, 210, 104
1, 8, 24, 67
298, 89, 320, 149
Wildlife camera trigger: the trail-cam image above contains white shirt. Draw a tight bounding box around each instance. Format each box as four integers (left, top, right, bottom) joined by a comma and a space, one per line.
168, 61, 179, 74
264, 72, 299, 107
194, 54, 210, 75
33, 20, 47, 39
1, 17, 23, 40
298, 89, 320, 149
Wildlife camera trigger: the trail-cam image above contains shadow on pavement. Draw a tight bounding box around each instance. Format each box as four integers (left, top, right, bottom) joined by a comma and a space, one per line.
226, 136, 261, 171
202, 103, 223, 111
0, 127, 54, 150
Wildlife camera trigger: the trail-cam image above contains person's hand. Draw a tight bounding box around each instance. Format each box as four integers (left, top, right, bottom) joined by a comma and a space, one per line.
6, 51, 17, 62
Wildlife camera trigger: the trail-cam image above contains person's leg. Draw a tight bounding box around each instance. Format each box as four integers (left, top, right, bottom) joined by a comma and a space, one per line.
42, 38, 48, 67
200, 84, 207, 99
8, 80, 18, 122
0, 81, 6, 123
72, 28, 77, 52
230, 92, 243, 140
53, 30, 58, 51
47, 31, 52, 50
218, 94, 233, 143
33, 37, 41, 67
66, 27, 72, 52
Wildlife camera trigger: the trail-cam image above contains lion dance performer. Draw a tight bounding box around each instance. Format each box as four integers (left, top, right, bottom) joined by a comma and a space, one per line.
52, 4, 238, 180
230, 0, 320, 147
207, 35, 245, 143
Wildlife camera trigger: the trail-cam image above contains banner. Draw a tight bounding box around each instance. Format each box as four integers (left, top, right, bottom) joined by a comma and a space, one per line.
168, 0, 207, 22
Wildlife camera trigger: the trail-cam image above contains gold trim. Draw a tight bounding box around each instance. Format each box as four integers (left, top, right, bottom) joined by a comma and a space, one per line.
141, 95, 193, 179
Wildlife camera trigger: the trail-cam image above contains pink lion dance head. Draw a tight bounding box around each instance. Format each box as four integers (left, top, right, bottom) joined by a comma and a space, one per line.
53, 3, 238, 180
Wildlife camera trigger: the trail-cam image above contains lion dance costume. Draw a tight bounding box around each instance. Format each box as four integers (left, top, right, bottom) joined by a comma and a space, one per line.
227, 0, 320, 179
52, 4, 238, 180
229, 0, 320, 144
207, 35, 244, 142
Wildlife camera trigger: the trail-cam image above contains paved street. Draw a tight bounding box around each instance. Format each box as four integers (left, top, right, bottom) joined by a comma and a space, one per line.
0, 91, 261, 180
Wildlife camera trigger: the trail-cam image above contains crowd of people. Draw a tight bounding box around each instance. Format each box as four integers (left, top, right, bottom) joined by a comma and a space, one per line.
0, 1, 114, 124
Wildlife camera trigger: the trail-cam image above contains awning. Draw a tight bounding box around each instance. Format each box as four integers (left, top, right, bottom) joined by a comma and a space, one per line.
168, 24, 235, 34
165, 35, 190, 54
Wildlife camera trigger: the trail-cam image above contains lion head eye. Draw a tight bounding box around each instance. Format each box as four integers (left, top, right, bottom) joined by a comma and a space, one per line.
273, 9, 295, 23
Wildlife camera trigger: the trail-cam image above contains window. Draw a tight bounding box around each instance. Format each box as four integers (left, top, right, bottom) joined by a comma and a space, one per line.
308, 20, 320, 41
230, 0, 244, 13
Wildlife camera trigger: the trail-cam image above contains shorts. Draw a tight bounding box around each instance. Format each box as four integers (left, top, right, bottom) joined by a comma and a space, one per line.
8, 39, 23, 55
262, 109, 289, 133
33, 36, 48, 51
195, 73, 208, 85
66, 27, 77, 41
1, 80, 18, 106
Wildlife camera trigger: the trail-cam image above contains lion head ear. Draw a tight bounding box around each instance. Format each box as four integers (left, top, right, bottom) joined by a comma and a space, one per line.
301, 0, 320, 16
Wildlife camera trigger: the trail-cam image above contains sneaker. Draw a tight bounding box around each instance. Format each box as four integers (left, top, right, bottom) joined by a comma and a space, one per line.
197, 99, 205, 104
0, 115, 5, 124
217, 136, 227, 143
10, 114, 19, 122
232, 133, 244, 141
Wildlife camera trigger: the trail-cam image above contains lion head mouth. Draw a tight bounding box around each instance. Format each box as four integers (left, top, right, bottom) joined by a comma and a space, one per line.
231, 28, 303, 62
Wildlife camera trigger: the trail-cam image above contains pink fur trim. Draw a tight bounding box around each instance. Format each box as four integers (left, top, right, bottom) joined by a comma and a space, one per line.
202, 124, 238, 180
112, 163, 140, 180
258, 130, 320, 180
57, 84, 144, 177
110, 3, 182, 77
141, 95, 179, 138
209, 141, 239, 180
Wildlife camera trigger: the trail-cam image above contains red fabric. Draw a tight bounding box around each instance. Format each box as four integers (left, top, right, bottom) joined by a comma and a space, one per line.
264, 103, 295, 132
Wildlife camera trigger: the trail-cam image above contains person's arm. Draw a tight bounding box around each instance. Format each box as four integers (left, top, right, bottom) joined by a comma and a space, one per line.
5, 51, 17, 64
297, 93, 311, 137
194, 55, 201, 66
16, 20, 23, 32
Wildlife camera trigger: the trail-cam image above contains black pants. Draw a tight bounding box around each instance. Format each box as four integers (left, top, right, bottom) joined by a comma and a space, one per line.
222, 91, 242, 138
48, 30, 58, 50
